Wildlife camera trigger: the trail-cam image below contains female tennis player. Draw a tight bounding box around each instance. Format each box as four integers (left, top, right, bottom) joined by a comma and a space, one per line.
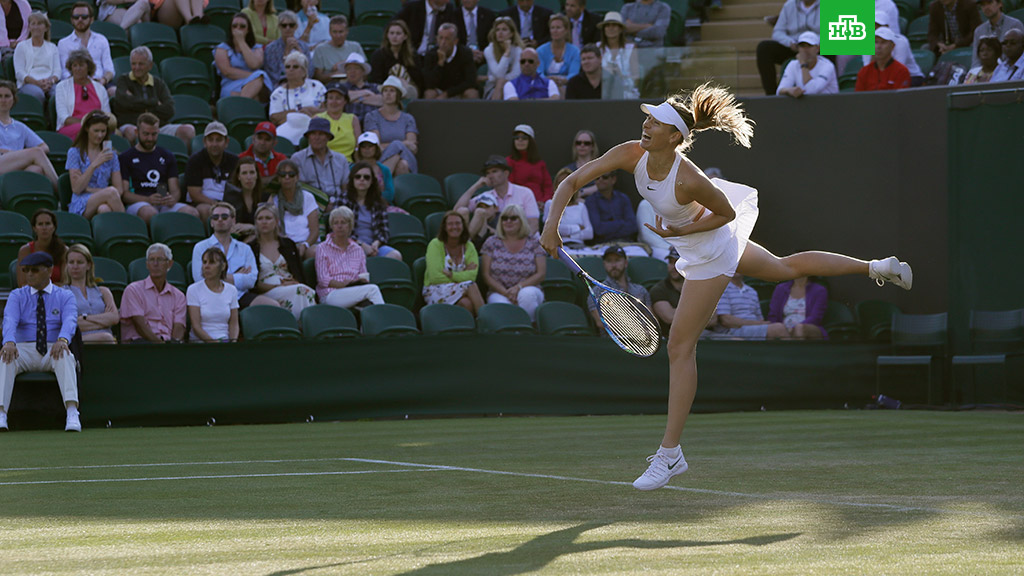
540, 83, 912, 491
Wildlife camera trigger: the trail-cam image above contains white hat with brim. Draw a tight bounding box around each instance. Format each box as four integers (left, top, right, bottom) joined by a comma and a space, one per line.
513, 123, 535, 139
344, 53, 371, 74
381, 75, 406, 98
876, 27, 897, 43
639, 101, 690, 137
357, 131, 380, 147
797, 31, 819, 46
597, 11, 624, 28
874, 10, 892, 27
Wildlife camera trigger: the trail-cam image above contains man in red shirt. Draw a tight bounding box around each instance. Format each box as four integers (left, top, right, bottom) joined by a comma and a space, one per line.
855, 27, 911, 91
239, 122, 287, 180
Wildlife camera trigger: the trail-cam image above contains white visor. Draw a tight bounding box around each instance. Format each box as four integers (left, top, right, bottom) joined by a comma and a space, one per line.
640, 102, 689, 137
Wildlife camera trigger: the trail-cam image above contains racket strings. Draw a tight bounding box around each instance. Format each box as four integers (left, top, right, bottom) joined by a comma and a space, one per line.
598, 292, 660, 356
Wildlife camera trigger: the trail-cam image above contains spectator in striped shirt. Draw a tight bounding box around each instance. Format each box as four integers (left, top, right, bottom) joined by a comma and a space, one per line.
712, 275, 789, 339
315, 205, 385, 308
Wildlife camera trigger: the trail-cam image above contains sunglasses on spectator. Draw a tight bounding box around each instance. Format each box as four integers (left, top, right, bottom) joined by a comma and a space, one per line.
278, 171, 298, 178
71, 13, 90, 20
520, 58, 536, 64
500, 215, 519, 222
284, 64, 302, 69
575, 140, 593, 146
353, 173, 372, 181
81, 85, 89, 100
598, 174, 614, 180
20, 266, 44, 273
210, 213, 232, 220
232, 23, 248, 29
280, 22, 297, 28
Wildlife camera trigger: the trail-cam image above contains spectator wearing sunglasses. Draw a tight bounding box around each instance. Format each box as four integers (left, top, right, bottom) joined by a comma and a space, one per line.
55, 49, 113, 140
57, 2, 114, 88
502, 47, 559, 100
263, 11, 313, 88
191, 202, 280, 309
266, 159, 320, 259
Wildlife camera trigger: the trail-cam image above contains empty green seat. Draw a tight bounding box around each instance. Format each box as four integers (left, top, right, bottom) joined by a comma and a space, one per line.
856, 300, 901, 342
91, 21, 130, 58
542, 257, 579, 303
93, 256, 128, 304
537, 301, 594, 336
823, 300, 859, 341
443, 172, 479, 208
10, 94, 46, 131
300, 304, 360, 339
420, 303, 475, 335
366, 255, 417, 310
0, 171, 58, 219
386, 211, 427, 267
91, 212, 150, 268
0, 210, 33, 287
627, 256, 667, 290
353, 0, 399, 26
240, 305, 303, 340
216, 96, 268, 143
129, 22, 181, 64
150, 211, 207, 267
179, 24, 227, 67
393, 173, 447, 222
54, 210, 93, 249
476, 302, 536, 334
160, 56, 215, 100
171, 94, 214, 132
360, 303, 419, 337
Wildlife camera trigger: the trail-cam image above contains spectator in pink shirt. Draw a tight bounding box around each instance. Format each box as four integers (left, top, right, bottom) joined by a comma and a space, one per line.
119, 243, 186, 342
454, 154, 540, 244
315, 206, 385, 309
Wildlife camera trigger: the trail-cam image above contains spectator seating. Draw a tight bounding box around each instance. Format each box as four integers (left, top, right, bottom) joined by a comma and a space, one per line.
907, 15, 929, 46
385, 211, 428, 267
50, 20, 73, 42
179, 24, 227, 68
128, 257, 189, 292
366, 255, 417, 310
443, 172, 478, 208
112, 133, 132, 153
476, 302, 536, 334
93, 255, 128, 304
360, 303, 420, 337
536, 301, 594, 336
912, 49, 936, 76
154, 133, 191, 173
876, 312, 948, 404
91, 212, 150, 268
542, 257, 579, 304
822, 300, 859, 341
113, 56, 161, 82
419, 303, 476, 335
47, 0, 78, 24
150, 211, 207, 266
411, 256, 426, 309
171, 94, 216, 133
952, 308, 1024, 402
577, 255, 605, 281
55, 210, 94, 249
161, 57, 216, 101
587, 0, 624, 18
243, 135, 296, 156
321, 0, 351, 16
423, 211, 445, 241
91, 21, 131, 59
895, 0, 921, 21
1010, 8, 1024, 22
479, 0, 508, 11
38, 131, 73, 175
217, 96, 269, 143
393, 173, 446, 222
856, 299, 900, 342
626, 256, 667, 290
240, 305, 303, 340
190, 134, 243, 155
57, 173, 72, 211
302, 257, 316, 289
206, 0, 242, 36
300, 304, 360, 339
353, 0, 401, 27
937, 47, 972, 70
347, 25, 385, 54
11, 94, 46, 131
129, 22, 182, 64
0, 171, 58, 219
0, 211, 32, 287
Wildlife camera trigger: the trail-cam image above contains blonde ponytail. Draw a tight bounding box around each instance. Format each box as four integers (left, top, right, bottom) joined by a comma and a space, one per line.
666, 82, 754, 151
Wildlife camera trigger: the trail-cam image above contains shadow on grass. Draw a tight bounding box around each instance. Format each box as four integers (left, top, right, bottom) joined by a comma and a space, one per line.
390, 523, 801, 576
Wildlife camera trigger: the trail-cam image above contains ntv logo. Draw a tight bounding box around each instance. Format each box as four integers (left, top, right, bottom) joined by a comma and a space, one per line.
828, 15, 867, 40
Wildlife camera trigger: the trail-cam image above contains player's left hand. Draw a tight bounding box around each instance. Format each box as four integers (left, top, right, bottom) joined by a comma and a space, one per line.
644, 215, 685, 238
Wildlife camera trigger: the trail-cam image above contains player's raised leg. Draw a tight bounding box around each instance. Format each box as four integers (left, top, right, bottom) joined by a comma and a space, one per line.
737, 241, 912, 289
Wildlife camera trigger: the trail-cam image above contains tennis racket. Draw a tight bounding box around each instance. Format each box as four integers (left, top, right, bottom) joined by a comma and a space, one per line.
558, 248, 662, 357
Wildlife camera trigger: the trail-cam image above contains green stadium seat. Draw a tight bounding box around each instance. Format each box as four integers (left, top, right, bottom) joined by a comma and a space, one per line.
907, 15, 929, 45
217, 96, 268, 143
155, 133, 190, 174
300, 304, 360, 339
50, 20, 73, 42
128, 257, 189, 292
0, 211, 33, 287
92, 256, 128, 304
1, 54, 13, 82
347, 25, 385, 54
587, 0, 624, 17
366, 255, 417, 309
423, 210, 445, 241
822, 300, 859, 341
37, 131, 73, 175
937, 46, 973, 70
206, 0, 242, 36
150, 211, 207, 266
856, 300, 901, 342
172, 94, 215, 132
57, 172, 72, 211
876, 312, 947, 404
411, 255, 426, 310
179, 24, 227, 67
129, 22, 181, 64
1008, 7, 1024, 22
477, 302, 536, 334
912, 49, 936, 76
302, 257, 317, 289
54, 210, 93, 250
479, 0, 508, 11
359, 303, 419, 337
0, 171, 58, 219
240, 305, 303, 340
536, 301, 594, 336
393, 173, 447, 222
443, 172, 479, 208
111, 133, 132, 153
386, 211, 428, 267
577, 255, 606, 281
626, 256, 667, 290
419, 303, 476, 335
542, 257, 579, 303
353, 0, 400, 27
11, 94, 46, 131
91, 21, 131, 59
47, 0, 78, 24
895, 0, 921, 21
534, 0, 560, 12
161, 56, 215, 101
91, 212, 151, 269
320, 0, 350, 16
952, 308, 1023, 402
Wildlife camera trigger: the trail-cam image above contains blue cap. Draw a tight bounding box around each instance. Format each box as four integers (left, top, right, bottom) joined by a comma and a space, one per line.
20, 252, 54, 267
304, 117, 334, 140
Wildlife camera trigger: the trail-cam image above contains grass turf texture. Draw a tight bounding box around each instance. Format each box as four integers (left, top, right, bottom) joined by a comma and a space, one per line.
0, 411, 1022, 575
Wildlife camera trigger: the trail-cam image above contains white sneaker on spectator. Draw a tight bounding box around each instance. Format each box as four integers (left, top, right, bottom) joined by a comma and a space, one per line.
65, 412, 81, 432
869, 257, 913, 290
633, 448, 688, 491
0, 412, 7, 431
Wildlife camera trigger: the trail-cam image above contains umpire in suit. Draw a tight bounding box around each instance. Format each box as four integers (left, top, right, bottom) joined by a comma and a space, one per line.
397, 0, 468, 54
501, 0, 554, 48
0, 252, 81, 432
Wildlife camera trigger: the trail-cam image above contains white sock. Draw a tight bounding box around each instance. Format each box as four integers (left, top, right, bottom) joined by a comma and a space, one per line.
658, 445, 682, 458
67, 406, 79, 417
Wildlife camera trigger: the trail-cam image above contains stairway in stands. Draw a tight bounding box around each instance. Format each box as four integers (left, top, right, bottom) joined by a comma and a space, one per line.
690, 0, 785, 96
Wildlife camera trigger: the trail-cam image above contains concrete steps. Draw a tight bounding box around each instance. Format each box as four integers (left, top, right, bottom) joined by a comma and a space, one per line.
701, 19, 773, 42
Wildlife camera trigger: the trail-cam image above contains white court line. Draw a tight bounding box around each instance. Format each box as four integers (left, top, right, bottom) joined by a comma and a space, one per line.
0, 468, 445, 486
0, 458, 356, 472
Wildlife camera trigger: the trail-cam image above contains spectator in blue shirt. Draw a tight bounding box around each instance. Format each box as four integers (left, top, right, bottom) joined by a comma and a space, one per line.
585, 170, 637, 244
0, 252, 81, 432
0, 80, 60, 191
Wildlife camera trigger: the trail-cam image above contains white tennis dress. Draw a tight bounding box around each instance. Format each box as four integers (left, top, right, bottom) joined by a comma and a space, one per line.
634, 151, 759, 280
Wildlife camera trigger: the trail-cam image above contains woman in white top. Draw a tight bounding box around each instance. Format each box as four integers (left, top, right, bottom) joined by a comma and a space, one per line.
187, 246, 240, 342
543, 167, 592, 249
249, 203, 317, 320
596, 12, 638, 100
541, 83, 913, 492
267, 159, 319, 258
13, 12, 59, 103
294, 0, 329, 46
483, 16, 523, 100
268, 51, 326, 144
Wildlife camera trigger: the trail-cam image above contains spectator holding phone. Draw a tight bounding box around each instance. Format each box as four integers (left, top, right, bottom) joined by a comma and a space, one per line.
120, 113, 199, 223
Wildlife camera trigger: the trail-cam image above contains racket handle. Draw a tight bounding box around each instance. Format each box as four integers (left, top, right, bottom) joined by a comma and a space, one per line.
557, 248, 584, 276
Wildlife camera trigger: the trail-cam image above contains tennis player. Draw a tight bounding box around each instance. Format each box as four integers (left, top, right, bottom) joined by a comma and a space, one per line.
540, 83, 913, 491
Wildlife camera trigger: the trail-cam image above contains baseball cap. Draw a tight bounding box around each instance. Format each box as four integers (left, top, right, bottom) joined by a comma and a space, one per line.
874, 10, 892, 27
203, 121, 228, 138
19, 252, 54, 267
513, 124, 535, 139
797, 31, 819, 46
357, 131, 380, 146
666, 247, 679, 262
482, 154, 510, 173
324, 81, 347, 96
876, 27, 897, 43
254, 121, 276, 136
603, 245, 627, 260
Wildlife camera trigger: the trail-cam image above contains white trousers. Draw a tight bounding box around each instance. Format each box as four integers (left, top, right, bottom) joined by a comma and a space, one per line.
486, 286, 545, 321
0, 343, 78, 410
323, 284, 385, 309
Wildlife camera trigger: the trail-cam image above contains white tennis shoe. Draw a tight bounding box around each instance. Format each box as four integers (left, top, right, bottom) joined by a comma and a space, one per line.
65, 412, 81, 432
632, 448, 688, 491
869, 257, 913, 290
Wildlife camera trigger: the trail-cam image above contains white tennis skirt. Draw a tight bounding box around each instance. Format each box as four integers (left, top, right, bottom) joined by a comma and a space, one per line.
666, 178, 759, 281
